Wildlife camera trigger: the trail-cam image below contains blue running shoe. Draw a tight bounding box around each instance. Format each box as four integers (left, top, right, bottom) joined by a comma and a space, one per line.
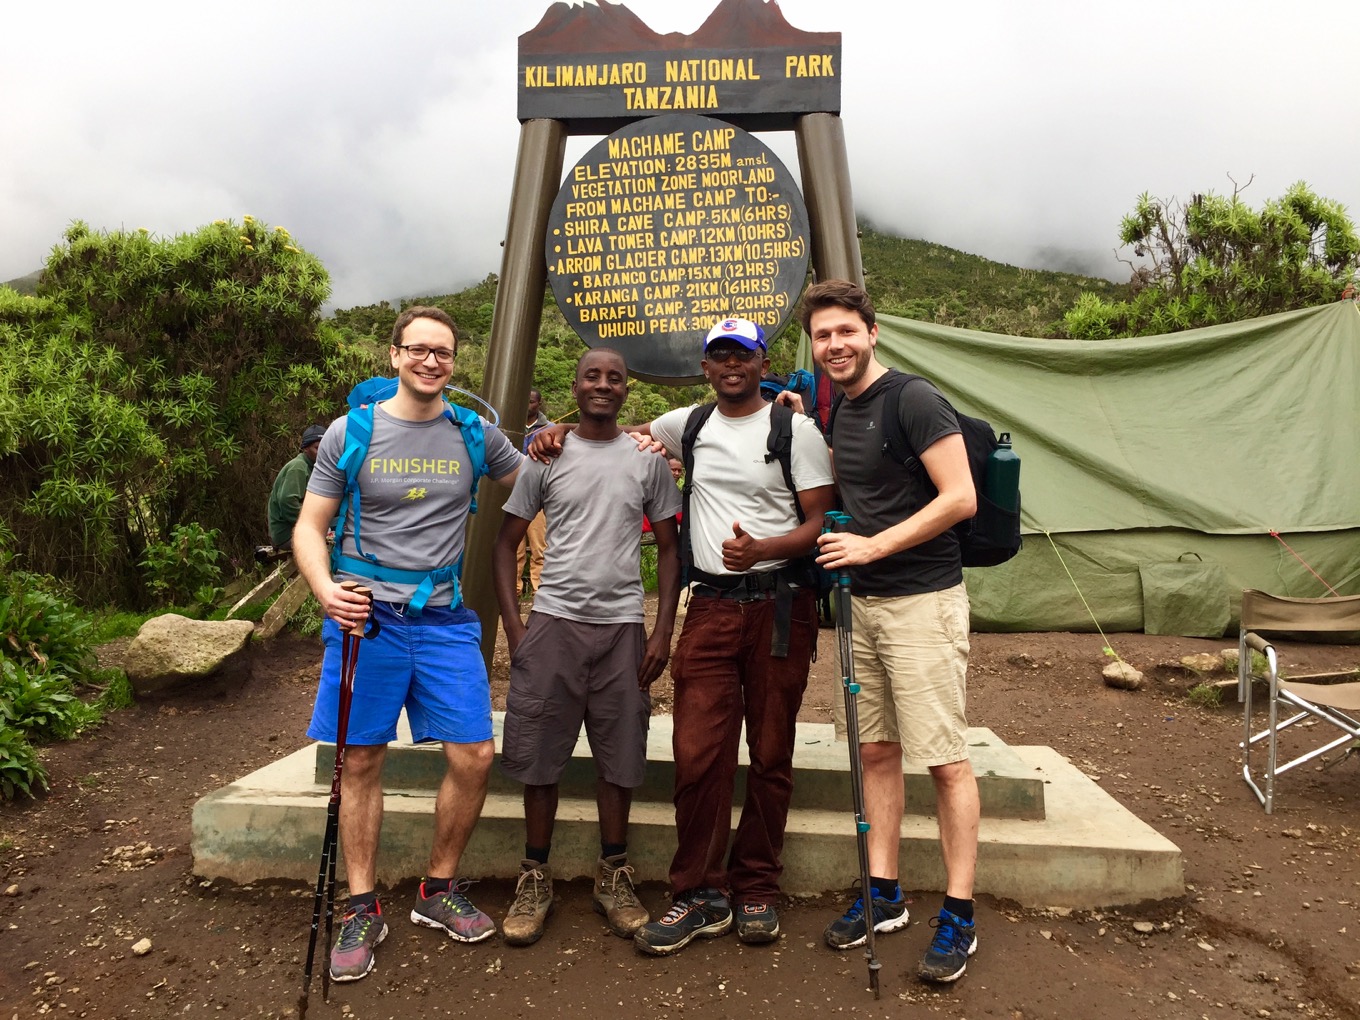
917, 909, 977, 982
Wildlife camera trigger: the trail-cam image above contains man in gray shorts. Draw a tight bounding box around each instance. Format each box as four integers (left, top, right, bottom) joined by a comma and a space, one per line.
492, 347, 682, 946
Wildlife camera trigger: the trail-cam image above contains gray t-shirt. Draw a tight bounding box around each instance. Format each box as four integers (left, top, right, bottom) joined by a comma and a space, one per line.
504, 431, 681, 624
308, 404, 522, 604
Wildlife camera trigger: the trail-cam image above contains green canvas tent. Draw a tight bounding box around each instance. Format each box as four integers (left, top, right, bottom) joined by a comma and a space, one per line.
801, 301, 1360, 635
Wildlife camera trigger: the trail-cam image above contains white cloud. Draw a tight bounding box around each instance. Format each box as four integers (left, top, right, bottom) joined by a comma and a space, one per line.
3, 0, 1357, 306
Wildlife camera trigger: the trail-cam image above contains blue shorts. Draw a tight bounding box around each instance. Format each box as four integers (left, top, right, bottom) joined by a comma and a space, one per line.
306, 601, 493, 746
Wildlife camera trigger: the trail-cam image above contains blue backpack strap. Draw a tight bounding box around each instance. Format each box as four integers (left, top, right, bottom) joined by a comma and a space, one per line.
446, 403, 487, 517
332, 402, 378, 577
329, 379, 487, 611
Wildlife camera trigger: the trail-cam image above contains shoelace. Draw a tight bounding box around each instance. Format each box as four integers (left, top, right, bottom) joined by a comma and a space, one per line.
334, 909, 377, 951
604, 862, 640, 907
927, 914, 968, 953
839, 896, 867, 923
658, 895, 696, 924
509, 868, 548, 916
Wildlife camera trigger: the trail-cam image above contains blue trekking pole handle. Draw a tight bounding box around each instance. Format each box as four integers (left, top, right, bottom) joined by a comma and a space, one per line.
822, 511, 857, 695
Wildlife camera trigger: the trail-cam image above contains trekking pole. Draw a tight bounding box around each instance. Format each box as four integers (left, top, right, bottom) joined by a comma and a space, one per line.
823, 511, 881, 999
300, 583, 376, 1020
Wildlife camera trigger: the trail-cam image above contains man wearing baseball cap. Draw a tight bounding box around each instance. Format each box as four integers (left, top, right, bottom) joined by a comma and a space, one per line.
267, 424, 327, 550
528, 316, 834, 955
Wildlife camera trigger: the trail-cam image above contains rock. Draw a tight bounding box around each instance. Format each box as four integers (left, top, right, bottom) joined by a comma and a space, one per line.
1180, 652, 1223, 673
1103, 661, 1144, 690
1221, 647, 1240, 672
1132, 921, 1155, 933
3, 884, 18, 897
124, 615, 254, 696
131, 937, 152, 956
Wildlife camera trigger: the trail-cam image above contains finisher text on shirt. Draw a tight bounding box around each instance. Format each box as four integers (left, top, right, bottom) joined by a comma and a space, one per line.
368, 458, 462, 476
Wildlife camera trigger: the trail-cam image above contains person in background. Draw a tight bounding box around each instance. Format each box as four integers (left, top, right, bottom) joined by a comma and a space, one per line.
267, 424, 327, 550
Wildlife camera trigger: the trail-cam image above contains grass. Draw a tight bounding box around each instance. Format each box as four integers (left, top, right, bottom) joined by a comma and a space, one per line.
1186, 683, 1224, 709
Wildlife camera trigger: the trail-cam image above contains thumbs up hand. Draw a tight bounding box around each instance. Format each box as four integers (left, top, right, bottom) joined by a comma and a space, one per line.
721, 521, 763, 572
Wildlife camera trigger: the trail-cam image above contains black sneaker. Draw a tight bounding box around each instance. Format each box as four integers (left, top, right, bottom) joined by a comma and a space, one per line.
735, 902, 779, 944
634, 889, 733, 956
917, 909, 977, 982
823, 886, 909, 950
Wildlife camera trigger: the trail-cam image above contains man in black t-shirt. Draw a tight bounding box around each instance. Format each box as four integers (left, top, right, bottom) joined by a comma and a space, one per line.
802, 280, 983, 984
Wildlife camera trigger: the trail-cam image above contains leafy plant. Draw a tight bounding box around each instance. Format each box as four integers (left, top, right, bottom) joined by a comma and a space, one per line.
0, 571, 96, 674
139, 523, 224, 606
1, 218, 383, 605
0, 658, 100, 741
1065, 179, 1360, 339
0, 726, 47, 801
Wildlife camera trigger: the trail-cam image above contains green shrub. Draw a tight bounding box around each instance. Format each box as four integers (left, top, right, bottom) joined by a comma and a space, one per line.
0, 659, 100, 741
0, 726, 47, 800
0, 571, 95, 674
139, 523, 224, 607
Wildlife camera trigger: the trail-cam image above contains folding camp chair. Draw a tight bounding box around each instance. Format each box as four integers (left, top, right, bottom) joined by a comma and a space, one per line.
1239, 589, 1360, 814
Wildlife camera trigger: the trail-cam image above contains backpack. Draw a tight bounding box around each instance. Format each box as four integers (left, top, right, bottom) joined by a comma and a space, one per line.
758, 368, 819, 420
829, 372, 1022, 568
330, 376, 489, 612
678, 400, 827, 594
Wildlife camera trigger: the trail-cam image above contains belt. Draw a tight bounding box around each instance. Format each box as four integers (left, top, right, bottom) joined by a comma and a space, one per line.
687, 568, 800, 658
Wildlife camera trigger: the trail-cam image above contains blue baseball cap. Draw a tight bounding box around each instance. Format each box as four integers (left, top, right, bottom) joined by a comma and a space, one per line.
704, 317, 766, 352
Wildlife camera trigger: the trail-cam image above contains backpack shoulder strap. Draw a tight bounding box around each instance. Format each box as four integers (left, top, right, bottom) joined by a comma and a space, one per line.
447, 403, 487, 514
878, 370, 924, 465
333, 403, 378, 572
678, 403, 718, 574
764, 400, 802, 523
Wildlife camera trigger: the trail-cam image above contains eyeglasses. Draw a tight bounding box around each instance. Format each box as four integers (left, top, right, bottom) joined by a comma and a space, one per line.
395, 344, 454, 364
705, 345, 761, 363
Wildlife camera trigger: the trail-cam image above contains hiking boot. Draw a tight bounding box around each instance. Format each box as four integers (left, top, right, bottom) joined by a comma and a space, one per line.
503, 861, 554, 946
634, 888, 732, 956
328, 901, 388, 982
823, 886, 909, 950
410, 879, 496, 943
593, 854, 648, 937
917, 909, 977, 983
735, 901, 780, 944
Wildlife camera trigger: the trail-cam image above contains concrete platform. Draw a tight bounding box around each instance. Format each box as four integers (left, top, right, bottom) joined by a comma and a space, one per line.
314, 716, 1047, 820
192, 716, 1182, 908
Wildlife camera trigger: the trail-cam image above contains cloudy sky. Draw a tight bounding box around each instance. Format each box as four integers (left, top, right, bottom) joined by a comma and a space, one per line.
4, 0, 1356, 310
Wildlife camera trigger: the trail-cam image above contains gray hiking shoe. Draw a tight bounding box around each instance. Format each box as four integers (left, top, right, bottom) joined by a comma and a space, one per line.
503, 861, 554, 946
593, 854, 649, 937
328, 901, 388, 982
410, 879, 496, 943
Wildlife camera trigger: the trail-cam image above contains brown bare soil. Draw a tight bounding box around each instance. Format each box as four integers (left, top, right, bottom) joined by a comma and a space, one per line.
2, 612, 1358, 1020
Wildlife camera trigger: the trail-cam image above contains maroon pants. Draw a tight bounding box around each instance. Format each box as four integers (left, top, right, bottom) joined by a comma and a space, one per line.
667, 589, 817, 903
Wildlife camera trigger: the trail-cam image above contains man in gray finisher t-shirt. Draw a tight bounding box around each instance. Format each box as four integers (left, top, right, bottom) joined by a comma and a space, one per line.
492, 348, 681, 948
294, 306, 522, 983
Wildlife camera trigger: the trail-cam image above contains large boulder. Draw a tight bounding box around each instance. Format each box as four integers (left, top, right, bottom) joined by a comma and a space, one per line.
125, 615, 255, 696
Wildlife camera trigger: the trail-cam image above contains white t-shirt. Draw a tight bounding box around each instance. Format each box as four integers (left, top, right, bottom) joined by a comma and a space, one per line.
651, 402, 833, 578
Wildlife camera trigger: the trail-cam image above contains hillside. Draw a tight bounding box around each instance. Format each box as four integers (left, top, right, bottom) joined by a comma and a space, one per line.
323, 226, 1126, 419
858, 225, 1124, 336
1, 269, 42, 296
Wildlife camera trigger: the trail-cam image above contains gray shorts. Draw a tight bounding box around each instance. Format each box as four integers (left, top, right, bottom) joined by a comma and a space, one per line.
500, 612, 651, 787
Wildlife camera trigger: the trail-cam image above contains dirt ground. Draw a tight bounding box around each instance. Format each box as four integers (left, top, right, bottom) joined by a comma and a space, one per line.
2, 607, 1358, 1020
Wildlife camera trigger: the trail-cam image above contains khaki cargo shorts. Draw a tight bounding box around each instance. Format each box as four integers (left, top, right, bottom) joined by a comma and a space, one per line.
832, 583, 971, 767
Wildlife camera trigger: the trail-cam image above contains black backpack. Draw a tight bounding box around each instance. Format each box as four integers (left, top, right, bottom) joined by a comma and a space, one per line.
678, 401, 827, 592
829, 372, 1022, 568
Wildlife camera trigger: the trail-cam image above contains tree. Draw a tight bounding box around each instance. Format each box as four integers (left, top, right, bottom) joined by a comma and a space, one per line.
0, 219, 381, 604
1064, 180, 1360, 340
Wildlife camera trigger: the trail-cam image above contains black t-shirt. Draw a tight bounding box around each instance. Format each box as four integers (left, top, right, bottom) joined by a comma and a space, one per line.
831, 369, 963, 596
